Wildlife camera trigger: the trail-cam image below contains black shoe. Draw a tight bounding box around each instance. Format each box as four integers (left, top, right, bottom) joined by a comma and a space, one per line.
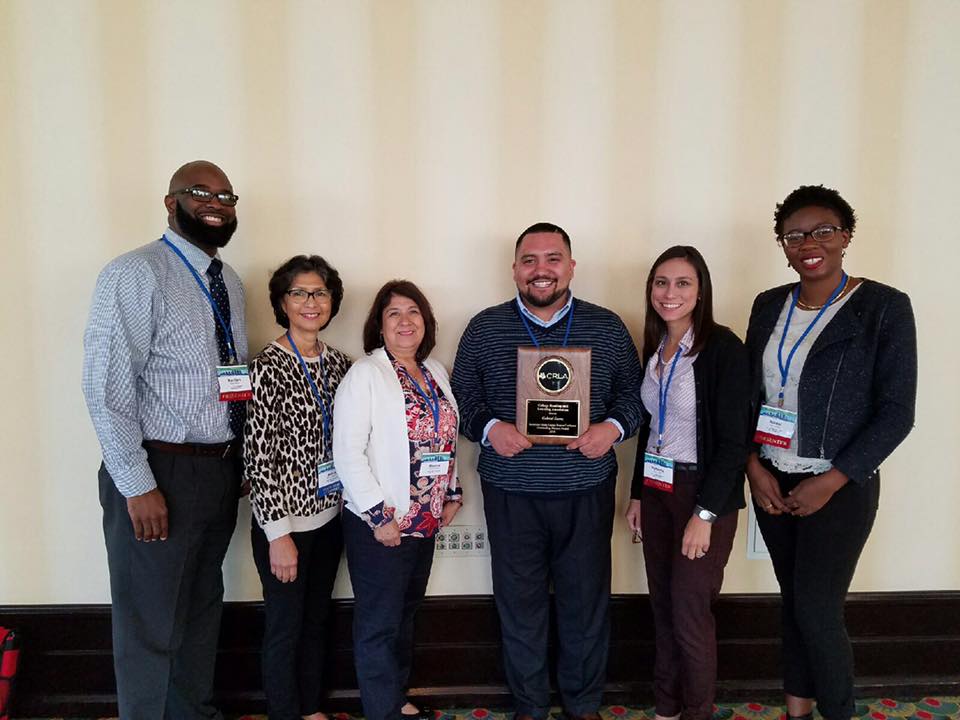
559, 711, 602, 720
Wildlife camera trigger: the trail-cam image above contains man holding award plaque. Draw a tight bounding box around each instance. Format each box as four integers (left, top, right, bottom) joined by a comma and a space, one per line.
452, 223, 643, 720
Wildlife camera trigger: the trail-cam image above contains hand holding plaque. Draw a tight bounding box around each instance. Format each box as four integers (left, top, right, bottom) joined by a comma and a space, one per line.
516, 346, 591, 445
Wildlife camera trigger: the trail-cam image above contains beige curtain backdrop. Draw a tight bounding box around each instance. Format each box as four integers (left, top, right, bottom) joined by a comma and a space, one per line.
1, 0, 957, 603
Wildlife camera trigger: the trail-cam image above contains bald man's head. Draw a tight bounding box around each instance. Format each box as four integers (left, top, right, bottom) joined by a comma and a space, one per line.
164, 161, 238, 253
168, 160, 231, 194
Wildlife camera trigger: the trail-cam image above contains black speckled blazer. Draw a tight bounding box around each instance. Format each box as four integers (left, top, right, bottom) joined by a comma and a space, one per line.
745, 279, 917, 484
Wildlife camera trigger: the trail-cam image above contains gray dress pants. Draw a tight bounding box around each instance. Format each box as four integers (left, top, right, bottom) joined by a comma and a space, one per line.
99, 446, 240, 720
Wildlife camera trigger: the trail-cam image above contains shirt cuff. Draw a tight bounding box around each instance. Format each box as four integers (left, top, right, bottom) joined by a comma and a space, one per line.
109, 459, 158, 498
362, 502, 395, 530
481, 418, 500, 447
605, 418, 625, 443
260, 516, 294, 542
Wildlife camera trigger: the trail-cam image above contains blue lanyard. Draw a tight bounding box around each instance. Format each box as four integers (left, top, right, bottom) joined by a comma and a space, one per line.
395, 359, 442, 443
286, 333, 332, 445
655, 338, 683, 454
776, 272, 848, 407
519, 301, 575, 348
162, 236, 239, 363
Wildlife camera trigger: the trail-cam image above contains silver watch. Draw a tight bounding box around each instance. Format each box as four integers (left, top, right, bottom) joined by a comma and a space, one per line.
694, 505, 717, 524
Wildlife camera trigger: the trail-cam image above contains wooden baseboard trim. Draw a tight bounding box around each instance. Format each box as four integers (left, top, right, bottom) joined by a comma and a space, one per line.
2, 591, 957, 717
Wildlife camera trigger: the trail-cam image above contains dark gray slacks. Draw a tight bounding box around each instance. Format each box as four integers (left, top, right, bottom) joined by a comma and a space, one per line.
482, 478, 616, 720
640, 470, 738, 720
99, 447, 240, 720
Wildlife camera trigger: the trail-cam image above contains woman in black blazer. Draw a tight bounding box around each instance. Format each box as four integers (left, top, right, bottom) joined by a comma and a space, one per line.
625, 246, 750, 720
745, 185, 917, 720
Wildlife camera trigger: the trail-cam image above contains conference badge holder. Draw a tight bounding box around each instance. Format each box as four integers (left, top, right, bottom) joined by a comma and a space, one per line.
217, 364, 252, 402
317, 461, 343, 497
419, 452, 452, 477
643, 452, 675, 493
753, 404, 797, 448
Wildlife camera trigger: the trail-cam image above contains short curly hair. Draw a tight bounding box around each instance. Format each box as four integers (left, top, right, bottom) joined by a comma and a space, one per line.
774, 185, 857, 237
268, 255, 344, 330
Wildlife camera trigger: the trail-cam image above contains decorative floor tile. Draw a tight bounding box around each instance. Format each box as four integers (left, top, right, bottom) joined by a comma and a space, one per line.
20, 697, 960, 720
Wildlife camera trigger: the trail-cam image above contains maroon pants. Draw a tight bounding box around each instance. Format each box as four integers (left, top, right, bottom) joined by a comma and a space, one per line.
641, 469, 738, 720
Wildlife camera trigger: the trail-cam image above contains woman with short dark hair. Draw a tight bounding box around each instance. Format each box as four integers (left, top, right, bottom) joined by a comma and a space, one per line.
245, 254, 351, 720
745, 186, 917, 720
334, 279, 461, 720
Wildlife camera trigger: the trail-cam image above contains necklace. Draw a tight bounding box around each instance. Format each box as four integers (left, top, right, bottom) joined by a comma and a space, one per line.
796, 278, 854, 311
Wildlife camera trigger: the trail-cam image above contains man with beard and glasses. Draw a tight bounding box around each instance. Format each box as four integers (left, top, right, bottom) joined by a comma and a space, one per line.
451, 223, 643, 720
83, 160, 247, 719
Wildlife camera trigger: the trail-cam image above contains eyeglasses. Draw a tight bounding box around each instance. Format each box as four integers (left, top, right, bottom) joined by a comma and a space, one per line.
286, 288, 332, 303
171, 186, 239, 207
778, 224, 844, 248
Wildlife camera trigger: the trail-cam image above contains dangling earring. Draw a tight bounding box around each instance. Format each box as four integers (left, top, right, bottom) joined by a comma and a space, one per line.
842, 249, 846, 258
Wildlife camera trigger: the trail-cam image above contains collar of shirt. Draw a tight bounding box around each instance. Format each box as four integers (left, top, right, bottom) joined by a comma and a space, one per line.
514, 291, 574, 328
163, 226, 221, 276
659, 324, 695, 360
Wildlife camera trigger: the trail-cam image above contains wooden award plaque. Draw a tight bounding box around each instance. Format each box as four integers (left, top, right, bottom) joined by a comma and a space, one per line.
516, 346, 591, 444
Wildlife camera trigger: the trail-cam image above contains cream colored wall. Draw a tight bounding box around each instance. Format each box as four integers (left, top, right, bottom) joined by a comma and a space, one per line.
1, 0, 957, 604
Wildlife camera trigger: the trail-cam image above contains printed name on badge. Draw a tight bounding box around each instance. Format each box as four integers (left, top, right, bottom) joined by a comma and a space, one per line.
317, 461, 343, 497
643, 452, 675, 493
753, 404, 797, 448
419, 452, 451, 477
217, 364, 252, 401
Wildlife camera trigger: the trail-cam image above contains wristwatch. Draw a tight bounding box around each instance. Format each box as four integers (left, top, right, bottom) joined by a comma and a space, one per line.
693, 505, 717, 524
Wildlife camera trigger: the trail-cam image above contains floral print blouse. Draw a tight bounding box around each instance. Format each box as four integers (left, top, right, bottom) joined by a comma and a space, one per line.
362, 355, 461, 537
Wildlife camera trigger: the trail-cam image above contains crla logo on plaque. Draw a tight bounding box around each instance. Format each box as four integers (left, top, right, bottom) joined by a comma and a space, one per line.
536, 357, 573, 394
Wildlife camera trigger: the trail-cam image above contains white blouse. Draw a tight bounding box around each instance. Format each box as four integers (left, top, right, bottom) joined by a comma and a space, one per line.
641, 326, 699, 463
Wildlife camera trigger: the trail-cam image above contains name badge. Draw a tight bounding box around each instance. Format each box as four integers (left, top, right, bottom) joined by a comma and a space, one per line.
317, 461, 343, 497
753, 404, 797, 448
419, 452, 451, 477
643, 452, 674, 493
217, 365, 252, 401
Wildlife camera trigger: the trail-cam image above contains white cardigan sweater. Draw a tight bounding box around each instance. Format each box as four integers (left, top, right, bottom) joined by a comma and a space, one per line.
333, 347, 459, 519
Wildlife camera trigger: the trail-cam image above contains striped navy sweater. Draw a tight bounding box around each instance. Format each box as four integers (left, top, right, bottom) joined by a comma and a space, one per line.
452, 298, 644, 495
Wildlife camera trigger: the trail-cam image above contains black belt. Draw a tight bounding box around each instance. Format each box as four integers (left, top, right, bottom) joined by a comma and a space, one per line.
143, 439, 240, 459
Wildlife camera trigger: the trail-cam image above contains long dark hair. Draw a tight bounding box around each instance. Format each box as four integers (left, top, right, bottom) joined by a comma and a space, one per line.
362, 280, 437, 363
641, 246, 715, 365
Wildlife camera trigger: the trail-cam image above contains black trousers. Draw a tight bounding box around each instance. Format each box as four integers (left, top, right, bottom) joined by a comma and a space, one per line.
754, 459, 879, 720
99, 448, 240, 720
641, 469, 738, 720
251, 516, 343, 720
482, 478, 616, 720
342, 510, 435, 720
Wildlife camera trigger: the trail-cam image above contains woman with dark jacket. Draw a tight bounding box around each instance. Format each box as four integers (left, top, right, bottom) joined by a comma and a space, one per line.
625, 246, 750, 720
745, 185, 917, 720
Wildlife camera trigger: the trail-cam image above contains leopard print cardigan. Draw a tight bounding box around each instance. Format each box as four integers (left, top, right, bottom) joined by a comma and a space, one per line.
244, 340, 352, 541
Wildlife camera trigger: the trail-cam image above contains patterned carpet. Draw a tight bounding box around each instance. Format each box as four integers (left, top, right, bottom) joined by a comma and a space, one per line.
27, 698, 960, 720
